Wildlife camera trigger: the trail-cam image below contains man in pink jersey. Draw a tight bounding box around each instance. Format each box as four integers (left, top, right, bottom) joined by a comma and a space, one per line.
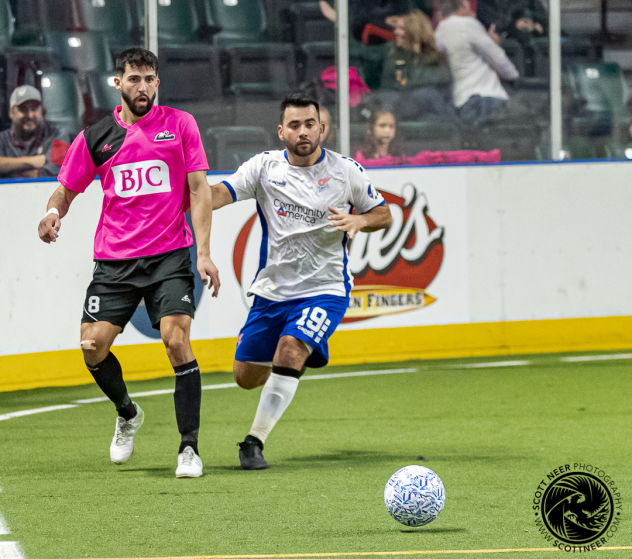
37, 49, 219, 478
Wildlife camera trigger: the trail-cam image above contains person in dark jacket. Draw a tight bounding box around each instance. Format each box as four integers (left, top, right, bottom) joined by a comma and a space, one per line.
477, 0, 547, 75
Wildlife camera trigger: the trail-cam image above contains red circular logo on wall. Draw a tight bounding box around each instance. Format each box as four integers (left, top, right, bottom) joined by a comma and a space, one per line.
233, 183, 444, 322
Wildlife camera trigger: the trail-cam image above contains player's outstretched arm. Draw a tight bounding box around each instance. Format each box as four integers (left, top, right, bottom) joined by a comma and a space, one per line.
209, 182, 235, 210
38, 184, 80, 244
189, 170, 221, 297
327, 204, 392, 239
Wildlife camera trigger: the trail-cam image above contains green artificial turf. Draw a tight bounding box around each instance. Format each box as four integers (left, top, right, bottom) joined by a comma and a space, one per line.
0, 353, 630, 559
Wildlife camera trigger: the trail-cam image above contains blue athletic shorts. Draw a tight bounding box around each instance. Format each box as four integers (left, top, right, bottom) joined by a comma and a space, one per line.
234, 295, 350, 368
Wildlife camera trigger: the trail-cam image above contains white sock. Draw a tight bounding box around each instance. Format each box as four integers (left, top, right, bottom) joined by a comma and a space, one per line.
249, 372, 299, 443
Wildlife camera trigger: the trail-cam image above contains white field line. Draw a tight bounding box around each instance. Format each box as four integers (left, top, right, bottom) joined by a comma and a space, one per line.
0, 542, 25, 559
560, 354, 632, 362
76, 383, 241, 403
302, 368, 418, 380
6, 360, 585, 421
0, 508, 9, 535
447, 360, 530, 369
74, 372, 417, 404
0, 404, 78, 422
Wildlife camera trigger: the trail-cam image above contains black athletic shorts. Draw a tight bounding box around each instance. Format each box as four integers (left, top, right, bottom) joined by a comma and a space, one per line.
82, 247, 196, 331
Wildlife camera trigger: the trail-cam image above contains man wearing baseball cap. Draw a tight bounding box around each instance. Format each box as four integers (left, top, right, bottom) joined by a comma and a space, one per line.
0, 85, 72, 179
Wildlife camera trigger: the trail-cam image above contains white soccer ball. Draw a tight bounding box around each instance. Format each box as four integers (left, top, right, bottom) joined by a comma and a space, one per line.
384, 465, 445, 526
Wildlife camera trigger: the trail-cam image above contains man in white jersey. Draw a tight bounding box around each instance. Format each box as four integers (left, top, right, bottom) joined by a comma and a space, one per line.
210, 93, 392, 469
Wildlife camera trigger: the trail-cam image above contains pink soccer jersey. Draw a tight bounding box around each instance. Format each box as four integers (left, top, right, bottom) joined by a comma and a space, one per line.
58, 105, 208, 260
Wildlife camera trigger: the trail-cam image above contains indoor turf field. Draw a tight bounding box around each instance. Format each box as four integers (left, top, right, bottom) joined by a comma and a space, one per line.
0, 352, 630, 559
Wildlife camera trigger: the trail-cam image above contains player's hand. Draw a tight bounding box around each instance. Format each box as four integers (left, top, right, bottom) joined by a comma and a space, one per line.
197, 255, 220, 297
38, 213, 61, 244
327, 206, 367, 239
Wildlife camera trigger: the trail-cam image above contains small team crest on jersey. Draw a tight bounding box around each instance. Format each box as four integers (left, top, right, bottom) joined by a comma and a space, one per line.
154, 130, 176, 142
277, 204, 287, 217
368, 184, 377, 199
270, 179, 286, 187
317, 177, 331, 192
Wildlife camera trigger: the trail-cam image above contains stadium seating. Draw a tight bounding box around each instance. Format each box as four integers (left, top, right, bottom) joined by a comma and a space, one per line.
2, 46, 61, 95
299, 41, 363, 87
535, 137, 599, 161
399, 120, 463, 155
200, 0, 269, 47
567, 62, 630, 139
289, 3, 334, 44
76, 0, 142, 53
471, 118, 543, 161
85, 72, 119, 112
158, 45, 230, 130
197, 0, 300, 97
227, 43, 296, 97
0, 0, 13, 50
501, 38, 525, 79
205, 126, 274, 171
135, 0, 204, 45
45, 31, 113, 73
531, 36, 598, 78
604, 142, 632, 161
40, 71, 85, 135
83, 70, 120, 126
11, 0, 74, 46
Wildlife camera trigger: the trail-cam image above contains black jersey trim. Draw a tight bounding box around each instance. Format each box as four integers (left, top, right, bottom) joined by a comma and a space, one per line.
84, 114, 128, 168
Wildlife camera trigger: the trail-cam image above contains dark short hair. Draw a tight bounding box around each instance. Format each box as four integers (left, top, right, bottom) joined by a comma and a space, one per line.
115, 48, 159, 75
280, 93, 320, 124
436, 0, 463, 17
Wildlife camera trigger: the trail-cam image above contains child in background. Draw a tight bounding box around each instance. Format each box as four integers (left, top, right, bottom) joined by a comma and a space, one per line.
355, 108, 407, 167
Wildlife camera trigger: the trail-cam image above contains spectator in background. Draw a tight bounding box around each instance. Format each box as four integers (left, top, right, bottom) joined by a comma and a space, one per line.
319, 0, 414, 89
477, 0, 546, 42
320, 106, 337, 148
380, 10, 458, 123
0, 85, 70, 179
355, 108, 406, 166
477, 0, 547, 75
435, 0, 519, 123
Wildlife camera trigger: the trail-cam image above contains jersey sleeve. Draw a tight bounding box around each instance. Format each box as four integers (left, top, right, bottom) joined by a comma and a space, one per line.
56, 130, 97, 193
348, 159, 386, 214
181, 112, 209, 173
222, 153, 263, 203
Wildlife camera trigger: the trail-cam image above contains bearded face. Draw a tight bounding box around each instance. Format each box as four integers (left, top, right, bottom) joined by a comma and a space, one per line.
10, 101, 44, 141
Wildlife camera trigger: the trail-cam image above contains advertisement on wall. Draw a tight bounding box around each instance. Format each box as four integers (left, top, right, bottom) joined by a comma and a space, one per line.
117, 165, 470, 345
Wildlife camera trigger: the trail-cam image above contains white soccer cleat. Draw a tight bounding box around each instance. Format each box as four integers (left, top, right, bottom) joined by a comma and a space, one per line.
110, 402, 144, 464
176, 446, 203, 478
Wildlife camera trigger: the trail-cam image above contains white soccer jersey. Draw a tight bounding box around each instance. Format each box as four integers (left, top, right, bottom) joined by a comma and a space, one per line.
223, 148, 386, 301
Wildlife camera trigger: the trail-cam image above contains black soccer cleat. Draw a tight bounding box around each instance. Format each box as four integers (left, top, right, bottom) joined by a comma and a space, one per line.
238, 435, 269, 470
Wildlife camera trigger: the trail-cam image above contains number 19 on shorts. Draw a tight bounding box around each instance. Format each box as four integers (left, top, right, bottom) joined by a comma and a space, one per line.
296, 306, 331, 343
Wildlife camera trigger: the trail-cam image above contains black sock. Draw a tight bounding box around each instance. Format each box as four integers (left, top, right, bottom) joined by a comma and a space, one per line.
174, 359, 201, 455
178, 440, 199, 455
272, 365, 304, 379
86, 352, 136, 420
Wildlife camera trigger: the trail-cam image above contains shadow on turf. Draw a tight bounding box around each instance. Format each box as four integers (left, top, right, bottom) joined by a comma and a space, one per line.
117, 467, 174, 477
399, 527, 467, 534
279, 449, 422, 465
